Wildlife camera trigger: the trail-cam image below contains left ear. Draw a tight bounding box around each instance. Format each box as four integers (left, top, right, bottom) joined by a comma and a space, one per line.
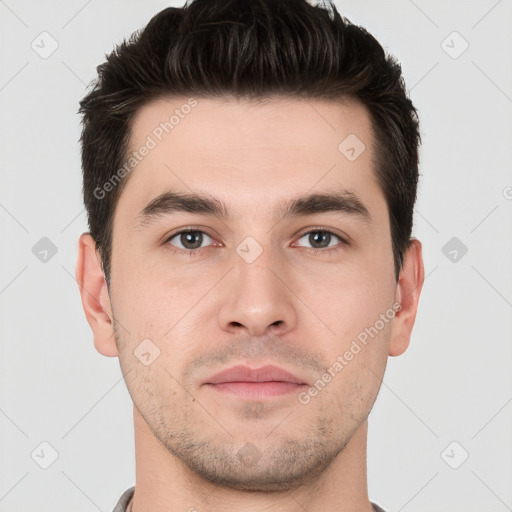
389, 238, 425, 357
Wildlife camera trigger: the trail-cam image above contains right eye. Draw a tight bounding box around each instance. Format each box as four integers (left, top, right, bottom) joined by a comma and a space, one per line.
165, 229, 219, 255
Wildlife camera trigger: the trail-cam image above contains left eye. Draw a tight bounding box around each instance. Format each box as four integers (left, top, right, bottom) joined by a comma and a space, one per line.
294, 230, 344, 250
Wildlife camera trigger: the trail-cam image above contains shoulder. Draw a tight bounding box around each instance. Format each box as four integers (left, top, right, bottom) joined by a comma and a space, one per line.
112, 487, 135, 512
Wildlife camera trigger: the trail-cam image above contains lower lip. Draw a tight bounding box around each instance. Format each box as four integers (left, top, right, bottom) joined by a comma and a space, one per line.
207, 382, 305, 398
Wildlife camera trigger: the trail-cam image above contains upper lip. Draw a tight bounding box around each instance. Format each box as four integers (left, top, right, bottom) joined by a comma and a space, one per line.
204, 365, 307, 385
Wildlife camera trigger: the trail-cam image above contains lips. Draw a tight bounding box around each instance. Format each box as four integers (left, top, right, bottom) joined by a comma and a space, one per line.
203, 365, 308, 399
204, 364, 307, 385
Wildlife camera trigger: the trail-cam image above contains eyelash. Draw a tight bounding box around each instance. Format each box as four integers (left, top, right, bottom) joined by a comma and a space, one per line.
164, 227, 349, 257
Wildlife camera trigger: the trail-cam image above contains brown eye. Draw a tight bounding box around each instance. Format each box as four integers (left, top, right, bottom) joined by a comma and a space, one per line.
295, 230, 345, 251
167, 230, 213, 251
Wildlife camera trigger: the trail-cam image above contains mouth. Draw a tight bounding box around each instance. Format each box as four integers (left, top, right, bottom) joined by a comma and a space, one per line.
203, 364, 308, 399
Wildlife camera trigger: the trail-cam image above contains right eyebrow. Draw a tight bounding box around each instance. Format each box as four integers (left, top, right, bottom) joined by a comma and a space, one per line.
136, 191, 228, 227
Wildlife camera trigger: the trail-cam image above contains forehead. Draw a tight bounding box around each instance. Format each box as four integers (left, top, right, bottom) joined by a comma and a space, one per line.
116, 95, 383, 225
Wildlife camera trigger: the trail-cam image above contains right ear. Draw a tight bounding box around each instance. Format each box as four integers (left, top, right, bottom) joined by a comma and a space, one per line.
75, 233, 118, 357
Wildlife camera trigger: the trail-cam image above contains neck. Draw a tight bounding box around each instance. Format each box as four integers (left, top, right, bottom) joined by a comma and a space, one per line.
130, 407, 374, 512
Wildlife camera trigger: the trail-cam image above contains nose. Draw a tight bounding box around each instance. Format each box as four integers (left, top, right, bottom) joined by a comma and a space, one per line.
217, 248, 297, 338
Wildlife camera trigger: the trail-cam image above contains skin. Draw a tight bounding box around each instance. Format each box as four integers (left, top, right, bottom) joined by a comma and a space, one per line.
76, 95, 424, 512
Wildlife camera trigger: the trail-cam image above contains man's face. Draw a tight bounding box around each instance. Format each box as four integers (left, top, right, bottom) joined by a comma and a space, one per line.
106, 96, 401, 490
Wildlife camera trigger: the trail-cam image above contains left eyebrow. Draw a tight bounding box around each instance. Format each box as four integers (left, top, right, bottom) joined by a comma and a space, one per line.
276, 188, 371, 224
135, 187, 372, 227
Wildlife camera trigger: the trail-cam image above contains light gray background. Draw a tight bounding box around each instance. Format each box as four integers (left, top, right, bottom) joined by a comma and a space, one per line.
1, 1, 511, 511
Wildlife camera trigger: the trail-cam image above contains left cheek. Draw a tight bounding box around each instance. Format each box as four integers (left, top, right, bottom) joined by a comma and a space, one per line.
318, 288, 385, 340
